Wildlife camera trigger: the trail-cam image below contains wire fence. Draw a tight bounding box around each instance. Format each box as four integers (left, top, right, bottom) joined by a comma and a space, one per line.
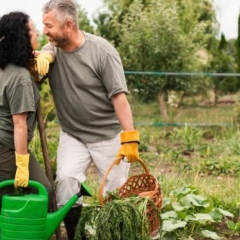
124, 71, 240, 127
125, 71, 240, 77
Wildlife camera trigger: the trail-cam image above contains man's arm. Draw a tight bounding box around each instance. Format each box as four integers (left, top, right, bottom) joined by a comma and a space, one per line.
111, 92, 134, 131
111, 92, 140, 163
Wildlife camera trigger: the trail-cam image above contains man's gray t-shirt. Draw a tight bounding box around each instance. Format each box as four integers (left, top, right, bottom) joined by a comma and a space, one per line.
0, 64, 40, 149
43, 32, 129, 143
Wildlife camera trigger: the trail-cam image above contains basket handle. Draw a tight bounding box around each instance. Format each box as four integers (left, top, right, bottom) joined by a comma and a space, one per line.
99, 158, 149, 205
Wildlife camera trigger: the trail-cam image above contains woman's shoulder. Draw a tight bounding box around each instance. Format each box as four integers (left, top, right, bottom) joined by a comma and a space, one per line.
4, 64, 32, 84
7, 64, 30, 76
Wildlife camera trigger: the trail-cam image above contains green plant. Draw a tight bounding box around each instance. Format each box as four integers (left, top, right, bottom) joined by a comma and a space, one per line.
170, 125, 205, 152
160, 186, 234, 240
138, 128, 152, 152
38, 81, 57, 124
29, 126, 59, 177
199, 158, 240, 176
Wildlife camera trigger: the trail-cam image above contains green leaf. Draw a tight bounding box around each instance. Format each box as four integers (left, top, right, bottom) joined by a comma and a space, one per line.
179, 197, 192, 209
201, 230, 223, 239
235, 222, 240, 231
161, 211, 178, 220
169, 187, 192, 197
227, 221, 236, 230
195, 213, 215, 221
162, 219, 187, 232
177, 211, 188, 220
185, 194, 209, 208
172, 201, 185, 211
209, 208, 223, 222
186, 213, 215, 224
185, 214, 195, 221
162, 197, 171, 208
217, 208, 234, 218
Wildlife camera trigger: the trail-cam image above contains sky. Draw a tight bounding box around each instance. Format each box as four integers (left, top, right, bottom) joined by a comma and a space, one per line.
0, 0, 239, 40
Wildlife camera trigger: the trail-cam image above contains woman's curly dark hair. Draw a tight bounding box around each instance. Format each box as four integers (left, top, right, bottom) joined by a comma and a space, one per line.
0, 11, 35, 70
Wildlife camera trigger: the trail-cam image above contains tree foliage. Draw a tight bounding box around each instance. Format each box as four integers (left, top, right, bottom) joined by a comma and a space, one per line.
115, 0, 215, 104
209, 34, 238, 99
77, 4, 94, 33
236, 13, 240, 74
95, 0, 151, 46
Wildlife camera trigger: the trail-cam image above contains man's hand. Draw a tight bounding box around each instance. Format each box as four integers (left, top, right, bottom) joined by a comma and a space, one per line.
116, 131, 140, 163
15, 152, 29, 188
36, 52, 53, 76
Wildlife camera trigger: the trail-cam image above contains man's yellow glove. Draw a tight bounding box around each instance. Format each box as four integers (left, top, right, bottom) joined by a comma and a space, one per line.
116, 131, 140, 163
15, 152, 29, 188
35, 52, 53, 76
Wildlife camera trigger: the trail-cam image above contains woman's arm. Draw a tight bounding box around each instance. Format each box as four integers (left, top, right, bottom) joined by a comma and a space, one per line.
13, 112, 30, 188
13, 113, 28, 154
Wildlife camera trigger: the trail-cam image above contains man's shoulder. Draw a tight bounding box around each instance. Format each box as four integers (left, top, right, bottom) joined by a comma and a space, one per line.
84, 32, 108, 44
84, 32, 118, 54
42, 43, 55, 52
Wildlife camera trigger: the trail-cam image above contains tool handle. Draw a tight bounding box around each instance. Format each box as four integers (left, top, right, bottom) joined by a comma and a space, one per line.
0, 180, 48, 196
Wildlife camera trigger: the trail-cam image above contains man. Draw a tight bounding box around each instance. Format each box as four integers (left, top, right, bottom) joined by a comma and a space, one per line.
39, 0, 140, 239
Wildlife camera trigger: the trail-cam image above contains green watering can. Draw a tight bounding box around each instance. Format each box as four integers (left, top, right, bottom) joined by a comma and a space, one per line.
0, 180, 92, 240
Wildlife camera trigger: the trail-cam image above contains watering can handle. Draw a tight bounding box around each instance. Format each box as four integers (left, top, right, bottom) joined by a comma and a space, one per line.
0, 180, 48, 196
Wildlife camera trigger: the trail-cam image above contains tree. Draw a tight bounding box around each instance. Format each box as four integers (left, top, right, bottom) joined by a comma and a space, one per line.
236, 13, 240, 74
94, 0, 151, 46
115, 0, 215, 121
209, 34, 238, 103
77, 4, 94, 33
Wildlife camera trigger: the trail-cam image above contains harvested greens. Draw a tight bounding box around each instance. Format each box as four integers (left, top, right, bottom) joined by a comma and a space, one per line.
75, 195, 160, 240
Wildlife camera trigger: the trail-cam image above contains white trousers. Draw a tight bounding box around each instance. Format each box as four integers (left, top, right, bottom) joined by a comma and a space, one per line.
55, 130, 130, 207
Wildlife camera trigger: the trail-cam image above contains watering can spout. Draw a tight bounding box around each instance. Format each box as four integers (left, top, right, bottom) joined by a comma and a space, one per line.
46, 182, 92, 239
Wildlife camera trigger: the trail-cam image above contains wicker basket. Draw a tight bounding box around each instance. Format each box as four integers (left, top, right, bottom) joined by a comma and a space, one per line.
99, 158, 163, 236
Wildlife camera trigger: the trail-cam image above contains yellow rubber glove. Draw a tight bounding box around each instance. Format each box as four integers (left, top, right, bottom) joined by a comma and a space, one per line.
36, 52, 53, 76
116, 131, 140, 163
15, 152, 29, 188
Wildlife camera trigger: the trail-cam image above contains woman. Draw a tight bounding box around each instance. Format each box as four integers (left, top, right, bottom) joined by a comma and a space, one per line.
0, 11, 53, 205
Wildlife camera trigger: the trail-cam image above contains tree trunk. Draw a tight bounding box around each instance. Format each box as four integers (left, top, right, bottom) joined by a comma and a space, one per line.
157, 92, 168, 122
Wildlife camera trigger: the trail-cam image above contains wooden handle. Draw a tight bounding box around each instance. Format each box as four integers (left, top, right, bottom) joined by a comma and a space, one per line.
37, 105, 62, 240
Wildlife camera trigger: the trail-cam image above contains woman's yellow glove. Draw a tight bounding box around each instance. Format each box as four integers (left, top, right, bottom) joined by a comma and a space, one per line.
36, 52, 53, 76
15, 152, 29, 188
116, 131, 140, 163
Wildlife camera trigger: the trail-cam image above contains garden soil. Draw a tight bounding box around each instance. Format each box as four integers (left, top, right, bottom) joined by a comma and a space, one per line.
50, 224, 68, 240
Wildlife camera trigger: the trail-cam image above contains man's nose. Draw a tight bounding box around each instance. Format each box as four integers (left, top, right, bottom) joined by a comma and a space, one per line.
43, 27, 48, 35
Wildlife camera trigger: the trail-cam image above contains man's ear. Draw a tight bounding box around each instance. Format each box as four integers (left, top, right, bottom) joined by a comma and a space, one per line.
66, 20, 74, 32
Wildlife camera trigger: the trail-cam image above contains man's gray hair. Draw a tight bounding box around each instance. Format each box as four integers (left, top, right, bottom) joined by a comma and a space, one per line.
42, 0, 78, 26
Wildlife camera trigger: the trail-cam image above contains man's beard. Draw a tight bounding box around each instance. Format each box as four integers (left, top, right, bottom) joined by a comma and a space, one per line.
49, 34, 68, 48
